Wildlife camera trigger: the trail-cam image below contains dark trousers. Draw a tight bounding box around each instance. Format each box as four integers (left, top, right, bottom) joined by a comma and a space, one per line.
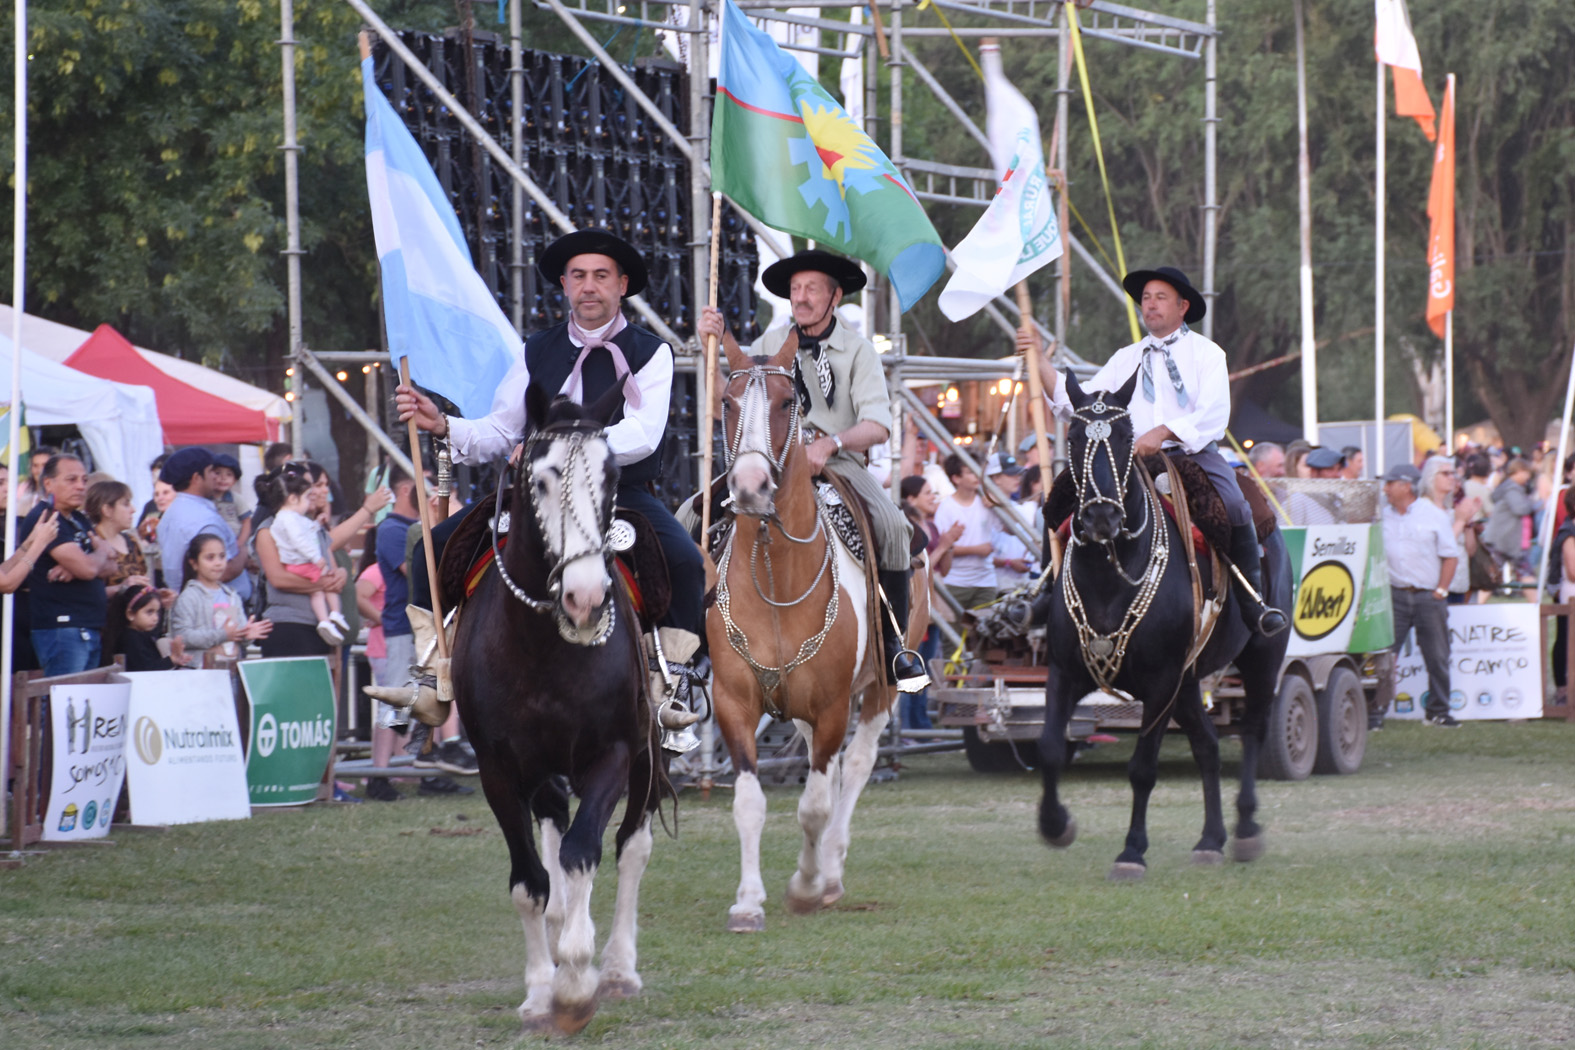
411, 485, 704, 636
1390, 587, 1451, 717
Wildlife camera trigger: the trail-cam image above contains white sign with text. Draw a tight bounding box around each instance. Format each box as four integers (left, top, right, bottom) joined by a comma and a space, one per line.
124, 670, 252, 826
1389, 602, 1541, 719
42, 682, 133, 842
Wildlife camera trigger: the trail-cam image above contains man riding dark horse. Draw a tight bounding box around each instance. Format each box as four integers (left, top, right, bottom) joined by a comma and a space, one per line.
1018, 265, 1287, 636
369, 229, 708, 749
697, 249, 930, 692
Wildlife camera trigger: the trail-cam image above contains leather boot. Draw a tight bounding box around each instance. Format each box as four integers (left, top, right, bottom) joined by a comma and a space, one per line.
1229, 523, 1287, 636
877, 568, 931, 693
649, 627, 704, 754
363, 605, 454, 728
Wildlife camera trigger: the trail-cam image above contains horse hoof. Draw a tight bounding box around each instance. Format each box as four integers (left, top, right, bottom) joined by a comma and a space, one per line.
519, 1011, 556, 1035
821, 880, 845, 907
785, 891, 823, 916
598, 974, 642, 1000
1231, 835, 1265, 863
727, 910, 765, 933
1043, 814, 1078, 849
1191, 849, 1224, 866
1108, 861, 1147, 882
551, 997, 598, 1035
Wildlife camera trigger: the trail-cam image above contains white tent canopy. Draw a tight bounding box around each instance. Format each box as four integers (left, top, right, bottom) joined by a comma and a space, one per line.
0, 335, 163, 508
0, 304, 291, 425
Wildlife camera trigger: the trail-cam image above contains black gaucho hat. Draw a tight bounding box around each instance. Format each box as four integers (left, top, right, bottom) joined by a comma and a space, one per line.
538, 230, 648, 297
761, 249, 867, 300
1122, 265, 1206, 325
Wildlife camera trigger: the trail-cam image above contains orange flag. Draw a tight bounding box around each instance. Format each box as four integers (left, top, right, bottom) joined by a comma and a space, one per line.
1375, 0, 1436, 141
1425, 76, 1455, 338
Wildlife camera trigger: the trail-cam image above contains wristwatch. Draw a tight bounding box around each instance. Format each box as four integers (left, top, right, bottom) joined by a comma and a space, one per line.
1432, 587, 1448, 599
830, 433, 845, 454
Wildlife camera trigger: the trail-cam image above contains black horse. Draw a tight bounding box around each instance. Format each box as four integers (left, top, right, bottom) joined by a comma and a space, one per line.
452, 382, 664, 1034
1038, 371, 1291, 879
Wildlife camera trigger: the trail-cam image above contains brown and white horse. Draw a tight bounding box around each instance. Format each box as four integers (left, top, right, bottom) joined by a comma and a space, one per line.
709, 335, 927, 933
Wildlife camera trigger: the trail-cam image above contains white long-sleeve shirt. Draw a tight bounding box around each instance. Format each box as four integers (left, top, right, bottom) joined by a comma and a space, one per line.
1047, 328, 1231, 454
446, 314, 674, 466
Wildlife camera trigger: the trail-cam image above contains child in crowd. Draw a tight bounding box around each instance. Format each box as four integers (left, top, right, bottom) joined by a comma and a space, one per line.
268, 465, 350, 644
172, 534, 271, 666
102, 583, 186, 671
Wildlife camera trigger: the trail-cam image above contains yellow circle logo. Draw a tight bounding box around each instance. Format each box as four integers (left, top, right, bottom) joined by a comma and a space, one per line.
1294, 561, 1355, 641
133, 716, 163, 766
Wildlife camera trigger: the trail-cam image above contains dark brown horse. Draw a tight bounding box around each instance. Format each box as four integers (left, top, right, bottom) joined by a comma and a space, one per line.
709, 336, 927, 932
451, 382, 664, 1034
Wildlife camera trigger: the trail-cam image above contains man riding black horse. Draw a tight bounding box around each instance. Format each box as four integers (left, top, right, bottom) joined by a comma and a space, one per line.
368, 229, 708, 750
1018, 265, 1287, 636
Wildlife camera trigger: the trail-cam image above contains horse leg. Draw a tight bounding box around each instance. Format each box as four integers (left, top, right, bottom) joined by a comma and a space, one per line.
819, 688, 891, 907
599, 746, 659, 1000
479, 772, 556, 1031
785, 717, 836, 915
1231, 647, 1278, 863
531, 778, 571, 965
550, 742, 632, 1035
1037, 664, 1079, 849
1170, 680, 1227, 863
1112, 693, 1174, 880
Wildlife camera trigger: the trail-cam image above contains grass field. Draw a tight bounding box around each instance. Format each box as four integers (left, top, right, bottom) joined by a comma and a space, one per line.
4, 719, 1574, 1049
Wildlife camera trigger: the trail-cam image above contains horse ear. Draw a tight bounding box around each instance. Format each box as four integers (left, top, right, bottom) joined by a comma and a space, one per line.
723, 334, 752, 374
1111, 367, 1140, 407
1063, 370, 1087, 408
586, 374, 627, 427
767, 328, 799, 371
524, 380, 551, 435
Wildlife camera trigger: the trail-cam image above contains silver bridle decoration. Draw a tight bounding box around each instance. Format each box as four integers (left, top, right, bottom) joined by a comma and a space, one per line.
490, 426, 618, 646
1061, 395, 1170, 693
721, 364, 801, 476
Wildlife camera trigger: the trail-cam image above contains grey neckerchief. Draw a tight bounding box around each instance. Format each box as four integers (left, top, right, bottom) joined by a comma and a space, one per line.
1140, 325, 1189, 407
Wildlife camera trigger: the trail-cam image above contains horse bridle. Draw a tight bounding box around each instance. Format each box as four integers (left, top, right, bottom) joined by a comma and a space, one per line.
721, 364, 802, 480
491, 421, 620, 646
1067, 396, 1151, 548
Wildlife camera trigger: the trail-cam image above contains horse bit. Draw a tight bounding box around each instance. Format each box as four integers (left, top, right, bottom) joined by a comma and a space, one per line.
1061, 395, 1170, 693
491, 425, 623, 646
714, 363, 840, 705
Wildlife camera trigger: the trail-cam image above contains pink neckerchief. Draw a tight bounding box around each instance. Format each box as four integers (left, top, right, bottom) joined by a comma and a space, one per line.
563, 311, 641, 410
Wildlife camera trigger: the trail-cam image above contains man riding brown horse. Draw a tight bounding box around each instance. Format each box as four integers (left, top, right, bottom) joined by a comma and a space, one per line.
697, 249, 930, 692
370, 229, 708, 749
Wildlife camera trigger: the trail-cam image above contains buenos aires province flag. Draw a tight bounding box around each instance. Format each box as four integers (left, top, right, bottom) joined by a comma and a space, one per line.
711, 0, 945, 312
938, 45, 1062, 321
363, 57, 518, 419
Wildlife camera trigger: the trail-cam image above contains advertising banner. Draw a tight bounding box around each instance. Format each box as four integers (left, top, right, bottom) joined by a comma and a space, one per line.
42, 682, 132, 842
1389, 602, 1541, 720
1284, 524, 1393, 657
124, 670, 251, 825
238, 657, 336, 806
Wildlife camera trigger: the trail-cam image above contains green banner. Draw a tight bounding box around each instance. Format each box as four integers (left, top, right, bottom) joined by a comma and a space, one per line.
1349, 526, 1396, 653
239, 657, 335, 806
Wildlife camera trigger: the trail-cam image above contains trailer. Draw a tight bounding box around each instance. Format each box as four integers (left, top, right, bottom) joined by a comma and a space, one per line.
936, 519, 1397, 780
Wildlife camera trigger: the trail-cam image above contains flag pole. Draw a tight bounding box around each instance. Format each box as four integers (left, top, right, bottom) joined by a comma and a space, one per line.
2, 0, 27, 846
1443, 71, 1456, 450
1015, 282, 1061, 573
400, 357, 449, 664
700, 191, 722, 541
1294, 0, 1318, 445
1536, 341, 1575, 607
1374, 59, 1387, 476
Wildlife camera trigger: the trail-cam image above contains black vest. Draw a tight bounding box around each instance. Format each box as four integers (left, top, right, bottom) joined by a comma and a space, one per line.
524, 318, 667, 485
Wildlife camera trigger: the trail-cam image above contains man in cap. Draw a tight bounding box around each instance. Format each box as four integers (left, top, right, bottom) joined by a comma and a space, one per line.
1380, 462, 1461, 728
1285, 446, 1346, 525
385, 229, 706, 747
698, 249, 930, 691
1018, 266, 1287, 635
156, 447, 253, 602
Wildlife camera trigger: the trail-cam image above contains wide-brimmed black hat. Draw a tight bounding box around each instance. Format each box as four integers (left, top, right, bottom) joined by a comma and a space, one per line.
1122, 266, 1206, 324
761, 249, 867, 299
538, 230, 647, 297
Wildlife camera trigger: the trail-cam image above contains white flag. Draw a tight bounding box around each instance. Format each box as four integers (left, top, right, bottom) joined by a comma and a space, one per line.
938, 45, 1062, 322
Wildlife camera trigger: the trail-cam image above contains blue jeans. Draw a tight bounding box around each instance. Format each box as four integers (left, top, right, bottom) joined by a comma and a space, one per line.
32, 627, 102, 678
901, 626, 939, 731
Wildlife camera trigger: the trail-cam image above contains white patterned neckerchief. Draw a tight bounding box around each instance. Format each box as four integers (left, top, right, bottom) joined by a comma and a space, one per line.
795, 315, 837, 409
1139, 325, 1189, 407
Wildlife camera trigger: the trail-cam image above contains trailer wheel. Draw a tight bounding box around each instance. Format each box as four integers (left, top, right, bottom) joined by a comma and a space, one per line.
1259, 674, 1317, 781
962, 726, 1037, 773
1314, 666, 1367, 775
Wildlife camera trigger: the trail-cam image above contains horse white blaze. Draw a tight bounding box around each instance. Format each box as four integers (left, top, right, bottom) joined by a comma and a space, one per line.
552, 867, 599, 1009
599, 816, 653, 994
511, 883, 556, 1021
730, 771, 768, 925
534, 438, 613, 626
726, 376, 777, 515
540, 819, 568, 963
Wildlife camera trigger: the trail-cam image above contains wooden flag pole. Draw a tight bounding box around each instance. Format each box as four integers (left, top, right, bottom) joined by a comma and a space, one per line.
1016, 281, 1062, 574
700, 191, 723, 540
400, 357, 449, 661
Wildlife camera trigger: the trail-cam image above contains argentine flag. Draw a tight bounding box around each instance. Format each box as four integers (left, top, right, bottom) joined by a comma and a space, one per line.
363, 56, 518, 419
